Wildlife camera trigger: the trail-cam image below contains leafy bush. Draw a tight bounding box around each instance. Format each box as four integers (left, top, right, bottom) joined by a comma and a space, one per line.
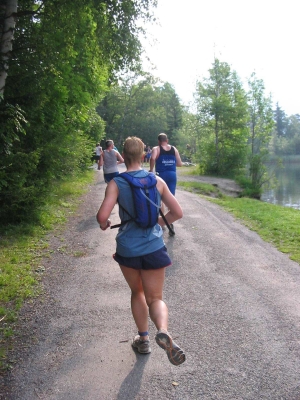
235, 175, 262, 199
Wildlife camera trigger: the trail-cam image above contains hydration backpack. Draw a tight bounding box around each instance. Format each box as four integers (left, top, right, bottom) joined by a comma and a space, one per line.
111, 172, 160, 229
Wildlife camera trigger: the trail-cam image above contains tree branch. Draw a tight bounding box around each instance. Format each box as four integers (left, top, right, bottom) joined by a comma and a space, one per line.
14, 3, 44, 19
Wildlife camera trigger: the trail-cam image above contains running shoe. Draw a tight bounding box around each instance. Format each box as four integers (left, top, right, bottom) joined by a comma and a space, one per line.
155, 329, 185, 365
132, 335, 151, 354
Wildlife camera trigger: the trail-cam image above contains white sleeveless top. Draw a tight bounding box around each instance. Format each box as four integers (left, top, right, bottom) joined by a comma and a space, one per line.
103, 149, 118, 174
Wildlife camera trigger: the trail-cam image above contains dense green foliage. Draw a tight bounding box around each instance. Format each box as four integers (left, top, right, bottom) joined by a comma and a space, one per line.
97, 75, 183, 149
0, 0, 156, 223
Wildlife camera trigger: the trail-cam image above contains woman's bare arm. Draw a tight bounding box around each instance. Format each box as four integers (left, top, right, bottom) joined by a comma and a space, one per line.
96, 180, 119, 230
174, 147, 183, 167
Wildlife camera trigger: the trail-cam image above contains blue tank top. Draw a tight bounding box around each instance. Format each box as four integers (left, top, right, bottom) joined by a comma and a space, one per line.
113, 170, 164, 257
155, 146, 176, 173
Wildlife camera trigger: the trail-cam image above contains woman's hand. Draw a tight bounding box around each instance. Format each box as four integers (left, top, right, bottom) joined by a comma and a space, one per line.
99, 219, 111, 231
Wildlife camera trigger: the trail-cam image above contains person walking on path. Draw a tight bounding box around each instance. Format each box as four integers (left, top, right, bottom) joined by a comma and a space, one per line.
96, 136, 186, 366
145, 145, 152, 164
102, 139, 124, 183
149, 133, 183, 234
95, 143, 103, 170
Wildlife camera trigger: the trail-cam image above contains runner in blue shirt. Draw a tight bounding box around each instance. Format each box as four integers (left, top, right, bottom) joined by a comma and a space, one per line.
97, 136, 186, 366
149, 133, 183, 234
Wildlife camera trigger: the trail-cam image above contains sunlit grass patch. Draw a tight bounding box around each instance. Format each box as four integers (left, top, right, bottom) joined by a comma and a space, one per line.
211, 196, 300, 264
177, 165, 199, 175
177, 181, 223, 198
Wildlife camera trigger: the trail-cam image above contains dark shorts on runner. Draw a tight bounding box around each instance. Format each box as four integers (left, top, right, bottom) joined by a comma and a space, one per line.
113, 246, 172, 270
104, 171, 119, 183
95, 155, 100, 161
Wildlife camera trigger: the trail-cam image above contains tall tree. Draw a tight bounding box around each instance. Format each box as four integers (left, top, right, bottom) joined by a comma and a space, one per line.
286, 114, 300, 140
0, 0, 18, 97
274, 102, 287, 137
195, 59, 248, 175
157, 82, 183, 144
176, 108, 200, 162
286, 114, 300, 154
247, 72, 274, 196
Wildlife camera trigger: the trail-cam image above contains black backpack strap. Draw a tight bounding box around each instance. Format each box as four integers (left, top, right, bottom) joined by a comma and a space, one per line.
159, 209, 175, 235
112, 208, 175, 234
110, 203, 133, 229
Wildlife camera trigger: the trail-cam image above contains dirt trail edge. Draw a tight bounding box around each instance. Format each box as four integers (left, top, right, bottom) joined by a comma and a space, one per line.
1, 167, 300, 399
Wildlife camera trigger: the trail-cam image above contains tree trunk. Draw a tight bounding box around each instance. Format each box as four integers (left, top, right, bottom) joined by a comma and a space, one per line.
0, 0, 18, 97
215, 117, 220, 171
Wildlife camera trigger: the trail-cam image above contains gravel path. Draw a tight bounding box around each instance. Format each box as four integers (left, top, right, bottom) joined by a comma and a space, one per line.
1, 167, 300, 399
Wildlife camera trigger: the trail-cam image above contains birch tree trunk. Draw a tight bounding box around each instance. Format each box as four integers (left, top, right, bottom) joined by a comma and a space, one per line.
0, 0, 18, 97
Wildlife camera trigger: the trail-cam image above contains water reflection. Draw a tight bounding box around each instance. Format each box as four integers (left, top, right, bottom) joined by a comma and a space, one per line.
261, 163, 300, 210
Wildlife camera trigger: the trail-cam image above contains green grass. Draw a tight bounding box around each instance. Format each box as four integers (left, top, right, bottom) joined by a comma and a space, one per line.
0, 170, 95, 370
178, 181, 300, 264
178, 165, 199, 175
178, 180, 224, 198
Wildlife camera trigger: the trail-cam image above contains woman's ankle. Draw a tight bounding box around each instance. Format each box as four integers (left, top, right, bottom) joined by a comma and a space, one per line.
138, 330, 149, 341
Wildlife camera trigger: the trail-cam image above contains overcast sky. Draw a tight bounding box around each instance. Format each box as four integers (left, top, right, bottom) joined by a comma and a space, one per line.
141, 0, 299, 115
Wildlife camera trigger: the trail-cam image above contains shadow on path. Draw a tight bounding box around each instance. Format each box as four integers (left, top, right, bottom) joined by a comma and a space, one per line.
117, 350, 150, 400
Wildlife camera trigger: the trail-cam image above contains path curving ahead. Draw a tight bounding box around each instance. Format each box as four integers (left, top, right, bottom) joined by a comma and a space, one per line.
1, 168, 300, 399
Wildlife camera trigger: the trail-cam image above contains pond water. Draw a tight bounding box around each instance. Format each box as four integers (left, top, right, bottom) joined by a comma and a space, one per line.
261, 162, 300, 210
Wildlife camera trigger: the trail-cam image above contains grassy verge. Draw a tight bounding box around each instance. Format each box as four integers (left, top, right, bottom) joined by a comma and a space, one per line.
177, 180, 300, 264
0, 170, 96, 370
178, 165, 199, 175
177, 181, 224, 198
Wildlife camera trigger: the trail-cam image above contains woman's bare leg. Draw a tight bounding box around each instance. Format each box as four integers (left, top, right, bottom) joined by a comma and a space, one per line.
141, 268, 185, 365
119, 266, 149, 335
120, 265, 185, 364
140, 267, 168, 331
119, 266, 168, 333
